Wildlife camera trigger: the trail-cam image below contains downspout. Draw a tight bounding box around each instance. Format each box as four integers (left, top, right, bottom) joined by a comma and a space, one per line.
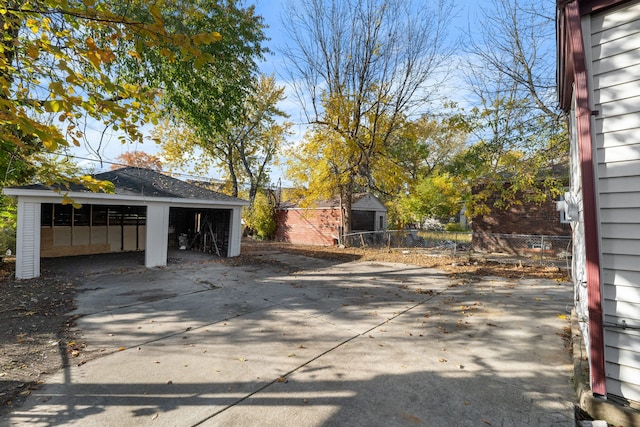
563, 0, 606, 396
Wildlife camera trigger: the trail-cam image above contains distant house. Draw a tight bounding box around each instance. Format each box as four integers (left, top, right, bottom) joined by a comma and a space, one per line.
2, 167, 247, 279
471, 184, 571, 256
558, 0, 640, 407
275, 193, 387, 246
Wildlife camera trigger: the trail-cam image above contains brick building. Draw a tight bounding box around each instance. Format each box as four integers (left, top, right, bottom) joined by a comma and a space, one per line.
275, 193, 387, 246
471, 187, 571, 256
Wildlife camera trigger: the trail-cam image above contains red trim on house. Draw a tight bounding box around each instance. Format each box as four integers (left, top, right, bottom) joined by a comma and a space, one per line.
579, 0, 632, 14
562, 0, 607, 396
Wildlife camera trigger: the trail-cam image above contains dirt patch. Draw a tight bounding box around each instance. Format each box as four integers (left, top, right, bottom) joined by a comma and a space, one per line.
239, 240, 570, 281
0, 242, 569, 416
0, 263, 86, 415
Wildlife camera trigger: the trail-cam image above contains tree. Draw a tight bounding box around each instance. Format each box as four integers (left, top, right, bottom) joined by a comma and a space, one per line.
281, 0, 455, 232
111, 151, 163, 171
158, 75, 290, 205
244, 190, 277, 240
1, 0, 265, 187
458, 0, 568, 215
394, 173, 464, 226
120, 0, 267, 137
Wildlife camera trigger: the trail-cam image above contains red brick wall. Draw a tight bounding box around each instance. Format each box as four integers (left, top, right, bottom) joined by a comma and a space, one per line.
473, 198, 570, 235
275, 209, 341, 246
472, 193, 571, 254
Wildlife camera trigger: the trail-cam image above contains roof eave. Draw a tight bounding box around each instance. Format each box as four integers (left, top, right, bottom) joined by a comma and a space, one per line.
1, 188, 249, 207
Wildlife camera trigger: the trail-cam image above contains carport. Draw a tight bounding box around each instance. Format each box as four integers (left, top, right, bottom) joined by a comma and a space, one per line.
2, 167, 247, 279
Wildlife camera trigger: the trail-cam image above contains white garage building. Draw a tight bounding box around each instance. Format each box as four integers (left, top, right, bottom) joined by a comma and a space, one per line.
2, 167, 247, 279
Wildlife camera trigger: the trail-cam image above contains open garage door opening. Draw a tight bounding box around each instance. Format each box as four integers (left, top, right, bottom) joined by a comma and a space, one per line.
169, 208, 231, 257
40, 203, 146, 258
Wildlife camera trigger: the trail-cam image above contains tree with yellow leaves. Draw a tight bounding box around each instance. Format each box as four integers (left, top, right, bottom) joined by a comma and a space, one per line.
281, 0, 455, 233
0, 0, 266, 190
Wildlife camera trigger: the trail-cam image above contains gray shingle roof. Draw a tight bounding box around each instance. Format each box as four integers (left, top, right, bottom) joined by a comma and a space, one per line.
94, 167, 243, 201
14, 167, 245, 203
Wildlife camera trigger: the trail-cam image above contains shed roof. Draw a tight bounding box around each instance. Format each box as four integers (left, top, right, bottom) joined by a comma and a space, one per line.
278, 193, 386, 211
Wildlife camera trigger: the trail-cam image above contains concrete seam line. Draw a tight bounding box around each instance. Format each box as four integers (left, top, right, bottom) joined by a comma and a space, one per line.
190, 285, 452, 426
75, 287, 217, 318
115, 304, 277, 349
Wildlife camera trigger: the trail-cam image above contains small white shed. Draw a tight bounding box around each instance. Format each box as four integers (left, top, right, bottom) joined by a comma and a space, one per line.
2, 167, 248, 279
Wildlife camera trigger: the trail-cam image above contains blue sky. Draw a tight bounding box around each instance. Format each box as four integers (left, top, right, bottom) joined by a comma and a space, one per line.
67, 0, 484, 182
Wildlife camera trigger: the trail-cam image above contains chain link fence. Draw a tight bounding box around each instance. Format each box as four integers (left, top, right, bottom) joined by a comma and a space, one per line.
342, 230, 572, 267
342, 230, 471, 251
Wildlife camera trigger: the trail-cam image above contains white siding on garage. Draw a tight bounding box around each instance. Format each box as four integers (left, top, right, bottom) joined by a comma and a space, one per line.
588, 0, 640, 403
15, 201, 40, 279
352, 194, 387, 231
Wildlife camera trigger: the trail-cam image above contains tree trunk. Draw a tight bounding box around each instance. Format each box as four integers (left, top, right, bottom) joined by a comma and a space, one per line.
342, 177, 354, 236
226, 144, 239, 197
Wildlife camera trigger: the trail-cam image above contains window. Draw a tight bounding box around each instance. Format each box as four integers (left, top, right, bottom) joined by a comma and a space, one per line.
92, 206, 108, 226
73, 205, 91, 226
41, 204, 53, 227
53, 204, 73, 226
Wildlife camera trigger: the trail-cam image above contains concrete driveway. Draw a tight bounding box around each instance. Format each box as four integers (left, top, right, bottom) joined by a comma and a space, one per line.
5, 250, 575, 426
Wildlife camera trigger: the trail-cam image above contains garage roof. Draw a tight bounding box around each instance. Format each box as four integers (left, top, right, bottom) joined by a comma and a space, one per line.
7, 167, 247, 204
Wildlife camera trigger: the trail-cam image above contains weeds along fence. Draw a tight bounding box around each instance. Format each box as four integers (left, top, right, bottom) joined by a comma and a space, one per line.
342, 230, 472, 252
342, 230, 572, 266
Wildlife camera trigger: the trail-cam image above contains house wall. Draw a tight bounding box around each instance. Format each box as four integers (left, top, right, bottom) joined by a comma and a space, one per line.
275, 209, 341, 246
586, 0, 640, 402
568, 92, 591, 359
472, 190, 571, 254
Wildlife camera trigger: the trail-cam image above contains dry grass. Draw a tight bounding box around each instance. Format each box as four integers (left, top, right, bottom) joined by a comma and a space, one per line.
241, 240, 570, 281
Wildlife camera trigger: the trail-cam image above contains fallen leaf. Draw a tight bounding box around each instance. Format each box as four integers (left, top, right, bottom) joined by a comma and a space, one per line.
276, 376, 287, 383
117, 347, 126, 352
151, 413, 159, 421
481, 418, 492, 425
238, 357, 247, 362
438, 358, 447, 363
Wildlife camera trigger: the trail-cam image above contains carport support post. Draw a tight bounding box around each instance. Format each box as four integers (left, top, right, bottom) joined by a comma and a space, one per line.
228, 207, 242, 257
145, 204, 169, 268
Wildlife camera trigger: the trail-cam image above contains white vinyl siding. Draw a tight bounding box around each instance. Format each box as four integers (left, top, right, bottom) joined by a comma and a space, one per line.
352, 194, 387, 231
588, 0, 640, 403
15, 201, 41, 279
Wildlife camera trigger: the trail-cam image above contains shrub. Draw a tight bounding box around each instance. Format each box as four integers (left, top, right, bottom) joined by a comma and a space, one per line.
445, 222, 465, 232
0, 198, 16, 255
245, 192, 277, 240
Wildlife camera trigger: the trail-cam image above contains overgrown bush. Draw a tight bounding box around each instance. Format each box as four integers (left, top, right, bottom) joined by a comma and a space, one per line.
244, 192, 277, 240
445, 222, 465, 232
0, 197, 16, 255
